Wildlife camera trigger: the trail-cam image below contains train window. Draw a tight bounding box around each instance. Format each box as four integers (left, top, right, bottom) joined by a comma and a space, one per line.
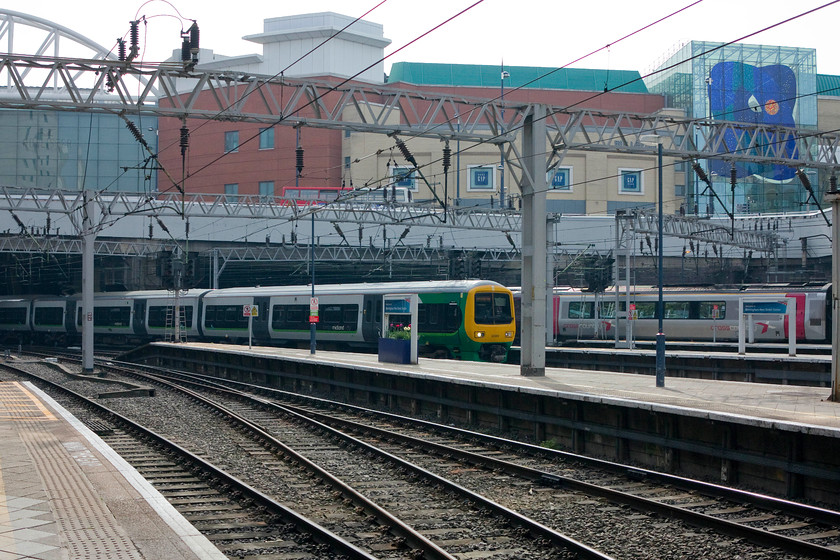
322, 305, 342, 324
664, 301, 690, 319
0, 307, 26, 325
315, 304, 359, 332
34, 307, 63, 326
205, 305, 248, 329
473, 293, 512, 325
148, 306, 194, 328
698, 301, 725, 319
568, 301, 594, 319
94, 306, 130, 327
598, 301, 616, 319
343, 306, 357, 324
635, 302, 656, 319
271, 304, 308, 330
418, 303, 462, 333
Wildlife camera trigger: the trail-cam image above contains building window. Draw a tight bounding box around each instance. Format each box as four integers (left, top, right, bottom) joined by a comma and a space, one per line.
548, 167, 572, 191
259, 180, 275, 202
675, 184, 686, 197
259, 128, 274, 150
618, 168, 643, 194
468, 165, 495, 191
344, 156, 351, 169
391, 166, 417, 190
224, 131, 239, 153
224, 183, 238, 202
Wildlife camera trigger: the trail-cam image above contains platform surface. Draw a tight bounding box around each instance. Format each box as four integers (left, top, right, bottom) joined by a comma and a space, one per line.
169, 342, 840, 433
0, 380, 226, 560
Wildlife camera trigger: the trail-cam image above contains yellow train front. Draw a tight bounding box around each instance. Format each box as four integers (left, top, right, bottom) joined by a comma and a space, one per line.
449, 281, 516, 362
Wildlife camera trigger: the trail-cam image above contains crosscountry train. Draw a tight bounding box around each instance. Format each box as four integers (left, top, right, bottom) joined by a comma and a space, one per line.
0, 280, 516, 362
514, 283, 831, 344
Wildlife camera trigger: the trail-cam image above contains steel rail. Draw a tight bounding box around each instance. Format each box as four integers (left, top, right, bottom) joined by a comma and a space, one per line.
0, 362, 380, 560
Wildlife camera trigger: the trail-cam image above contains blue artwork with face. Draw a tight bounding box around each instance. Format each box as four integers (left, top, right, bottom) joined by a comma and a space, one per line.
708, 62, 798, 180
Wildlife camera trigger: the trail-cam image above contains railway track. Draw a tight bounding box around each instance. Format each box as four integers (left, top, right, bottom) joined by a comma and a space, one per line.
3, 358, 611, 560
0, 361, 378, 560
9, 353, 840, 558
112, 361, 840, 560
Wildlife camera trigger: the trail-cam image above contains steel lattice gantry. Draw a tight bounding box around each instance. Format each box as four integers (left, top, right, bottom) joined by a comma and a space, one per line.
2, 55, 840, 168
1, 55, 840, 375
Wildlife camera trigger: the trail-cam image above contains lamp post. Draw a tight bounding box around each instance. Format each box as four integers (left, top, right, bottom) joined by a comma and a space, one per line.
641, 134, 666, 387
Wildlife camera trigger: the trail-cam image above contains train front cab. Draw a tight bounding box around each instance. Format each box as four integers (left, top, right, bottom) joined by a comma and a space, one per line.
461, 284, 515, 362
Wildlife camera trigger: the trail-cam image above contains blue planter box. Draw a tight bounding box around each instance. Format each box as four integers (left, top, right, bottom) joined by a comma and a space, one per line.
378, 337, 411, 364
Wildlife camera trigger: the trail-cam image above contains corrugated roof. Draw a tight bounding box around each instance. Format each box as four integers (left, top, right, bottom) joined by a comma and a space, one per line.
387, 62, 649, 93
817, 74, 840, 97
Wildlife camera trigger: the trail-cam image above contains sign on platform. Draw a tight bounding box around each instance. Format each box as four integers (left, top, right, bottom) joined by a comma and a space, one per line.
242, 304, 259, 317
309, 297, 319, 323
742, 301, 787, 314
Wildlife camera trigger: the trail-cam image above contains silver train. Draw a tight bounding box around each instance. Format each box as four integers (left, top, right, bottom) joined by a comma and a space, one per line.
514, 283, 832, 343
0, 280, 516, 361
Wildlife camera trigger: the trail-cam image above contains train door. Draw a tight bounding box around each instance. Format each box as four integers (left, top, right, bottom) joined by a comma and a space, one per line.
65, 300, 79, 338
361, 294, 382, 343
783, 293, 807, 340
252, 296, 271, 341
133, 300, 147, 336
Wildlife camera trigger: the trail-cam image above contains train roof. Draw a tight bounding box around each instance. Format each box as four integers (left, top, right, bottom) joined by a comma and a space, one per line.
511, 283, 831, 296
202, 280, 507, 298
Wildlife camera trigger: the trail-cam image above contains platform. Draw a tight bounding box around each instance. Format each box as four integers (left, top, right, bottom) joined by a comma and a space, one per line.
125, 342, 840, 505
0, 381, 225, 560
162, 342, 840, 430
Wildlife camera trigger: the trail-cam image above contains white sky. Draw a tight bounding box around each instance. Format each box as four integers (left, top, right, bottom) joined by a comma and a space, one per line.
3, 0, 840, 76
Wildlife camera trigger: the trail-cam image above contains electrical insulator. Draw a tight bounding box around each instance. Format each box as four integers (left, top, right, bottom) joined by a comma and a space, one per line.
181, 37, 191, 63
124, 120, 149, 150
117, 38, 126, 62
442, 142, 451, 173
692, 161, 710, 184
45, 213, 50, 233
395, 138, 418, 166
148, 221, 153, 239
189, 22, 200, 53
730, 166, 737, 185
296, 146, 304, 177
129, 20, 139, 60
180, 126, 189, 156
831, 175, 837, 193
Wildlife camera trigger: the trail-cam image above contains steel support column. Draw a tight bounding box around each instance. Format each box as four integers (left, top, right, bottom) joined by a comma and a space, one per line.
81, 191, 94, 373
826, 189, 840, 401
520, 105, 547, 376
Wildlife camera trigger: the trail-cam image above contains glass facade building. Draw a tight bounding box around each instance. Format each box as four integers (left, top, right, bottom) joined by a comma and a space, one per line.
0, 109, 157, 193
647, 42, 818, 215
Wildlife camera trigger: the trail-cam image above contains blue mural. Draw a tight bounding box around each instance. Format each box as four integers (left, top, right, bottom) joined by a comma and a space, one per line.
708, 62, 798, 180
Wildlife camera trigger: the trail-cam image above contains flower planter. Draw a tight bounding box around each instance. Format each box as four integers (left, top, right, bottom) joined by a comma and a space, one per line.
378, 337, 411, 364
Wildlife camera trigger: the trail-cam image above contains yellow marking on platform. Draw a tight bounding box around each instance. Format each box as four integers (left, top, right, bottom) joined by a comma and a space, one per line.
0, 382, 55, 420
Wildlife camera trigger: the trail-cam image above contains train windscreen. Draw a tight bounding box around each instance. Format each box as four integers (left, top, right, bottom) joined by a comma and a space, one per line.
473, 293, 513, 325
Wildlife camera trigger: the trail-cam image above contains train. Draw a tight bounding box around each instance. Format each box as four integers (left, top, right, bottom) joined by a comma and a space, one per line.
513, 283, 832, 344
0, 280, 515, 362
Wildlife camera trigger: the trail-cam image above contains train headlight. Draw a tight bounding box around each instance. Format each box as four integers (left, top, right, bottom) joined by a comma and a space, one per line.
505, 331, 513, 338
474, 331, 485, 338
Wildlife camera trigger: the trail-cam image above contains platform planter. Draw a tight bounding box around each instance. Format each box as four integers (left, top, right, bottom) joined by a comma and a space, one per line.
378, 337, 411, 364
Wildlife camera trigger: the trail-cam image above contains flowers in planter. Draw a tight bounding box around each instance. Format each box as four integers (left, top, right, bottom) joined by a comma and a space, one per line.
387, 323, 411, 340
